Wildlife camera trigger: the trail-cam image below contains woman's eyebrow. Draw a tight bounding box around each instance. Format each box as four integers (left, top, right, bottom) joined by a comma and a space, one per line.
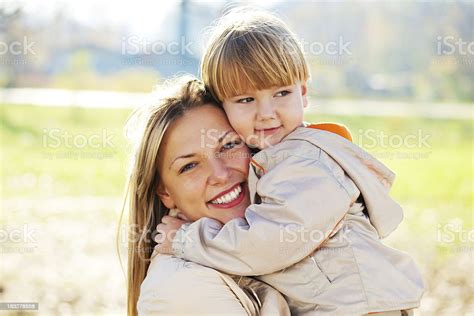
218, 130, 233, 143
169, 153, 196, 170
168, 130, 234, 169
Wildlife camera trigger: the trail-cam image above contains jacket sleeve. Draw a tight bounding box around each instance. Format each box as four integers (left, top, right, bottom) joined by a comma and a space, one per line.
172, 140, 357, 275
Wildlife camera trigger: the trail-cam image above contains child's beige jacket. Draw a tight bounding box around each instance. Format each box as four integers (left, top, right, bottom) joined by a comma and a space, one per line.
172, 127, 424, 315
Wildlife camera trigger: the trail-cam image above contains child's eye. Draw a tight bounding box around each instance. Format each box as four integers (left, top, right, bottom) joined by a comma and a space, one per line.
275, 90, 291, 97
179, 162, 197, 174
237, 97, 254, 103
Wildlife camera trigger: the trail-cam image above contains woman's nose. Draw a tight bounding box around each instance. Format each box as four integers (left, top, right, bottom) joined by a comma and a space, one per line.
208, 158, 230, 184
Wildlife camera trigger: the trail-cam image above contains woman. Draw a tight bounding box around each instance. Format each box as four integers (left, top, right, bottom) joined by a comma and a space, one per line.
122, 76, 290, 315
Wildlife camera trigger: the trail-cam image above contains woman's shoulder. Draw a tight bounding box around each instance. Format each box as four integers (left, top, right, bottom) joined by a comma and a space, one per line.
141, 253, 215, 289
138, 253, 256, 315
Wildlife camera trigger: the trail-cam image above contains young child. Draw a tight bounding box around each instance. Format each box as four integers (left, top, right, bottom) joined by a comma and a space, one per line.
157, 9, 424, 315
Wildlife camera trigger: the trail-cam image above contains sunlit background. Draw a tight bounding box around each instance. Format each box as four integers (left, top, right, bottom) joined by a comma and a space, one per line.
1, 0, 472, 314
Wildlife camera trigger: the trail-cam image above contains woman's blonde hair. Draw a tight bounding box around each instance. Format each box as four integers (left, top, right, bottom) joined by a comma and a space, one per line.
118, 76, 218, 316
201, 7, 310, 102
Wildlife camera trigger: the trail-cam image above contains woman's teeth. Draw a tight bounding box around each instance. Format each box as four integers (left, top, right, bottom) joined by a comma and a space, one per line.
210, 185, 242, 204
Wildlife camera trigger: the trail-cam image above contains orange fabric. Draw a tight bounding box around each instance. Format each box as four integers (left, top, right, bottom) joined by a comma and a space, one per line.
250, 122, 352, 174
306, 122, 353, 142
250, 158, 266, 174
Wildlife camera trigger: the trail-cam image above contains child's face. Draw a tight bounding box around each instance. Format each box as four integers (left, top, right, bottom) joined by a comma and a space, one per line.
222, 82, 308, 149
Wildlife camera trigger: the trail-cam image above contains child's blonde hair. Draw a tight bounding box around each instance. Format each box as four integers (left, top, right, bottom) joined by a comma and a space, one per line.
201, 7, 310, 102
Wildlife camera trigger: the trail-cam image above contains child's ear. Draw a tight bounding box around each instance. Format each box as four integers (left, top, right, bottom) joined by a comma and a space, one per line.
156, 183, 176, 209
301, 83, 308, 108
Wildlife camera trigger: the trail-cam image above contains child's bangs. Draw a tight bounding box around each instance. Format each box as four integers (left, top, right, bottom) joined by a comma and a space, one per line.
212, 30, 307, 101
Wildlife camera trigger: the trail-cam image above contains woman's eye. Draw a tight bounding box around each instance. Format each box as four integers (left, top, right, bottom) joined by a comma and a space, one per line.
275, 90, 291, 97
222, 139, 242, 150
237, 97, 254, 103
179, 162, 197, 174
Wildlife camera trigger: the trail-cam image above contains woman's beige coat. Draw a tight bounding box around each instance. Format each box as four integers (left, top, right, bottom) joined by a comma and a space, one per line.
137, 253, 290, 315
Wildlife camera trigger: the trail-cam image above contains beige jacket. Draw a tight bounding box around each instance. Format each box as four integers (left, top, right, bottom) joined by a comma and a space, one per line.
172, 127, 424, 315
137, 252, 291, 315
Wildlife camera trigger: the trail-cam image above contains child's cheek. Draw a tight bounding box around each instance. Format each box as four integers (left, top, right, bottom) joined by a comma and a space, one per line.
231, 119, 249, 139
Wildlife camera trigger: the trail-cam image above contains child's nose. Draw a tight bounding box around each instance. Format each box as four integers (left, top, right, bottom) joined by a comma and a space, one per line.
257, 99, 276, 120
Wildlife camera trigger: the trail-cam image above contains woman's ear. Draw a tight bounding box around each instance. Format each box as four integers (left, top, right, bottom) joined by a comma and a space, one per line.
156, 183, 176, 209
301, 83, 308, 108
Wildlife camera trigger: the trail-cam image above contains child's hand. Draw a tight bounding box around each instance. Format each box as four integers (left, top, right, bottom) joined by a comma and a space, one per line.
154, 213, 190, 255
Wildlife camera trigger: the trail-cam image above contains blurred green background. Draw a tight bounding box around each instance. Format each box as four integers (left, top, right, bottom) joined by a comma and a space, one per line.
1, 0, 473, 315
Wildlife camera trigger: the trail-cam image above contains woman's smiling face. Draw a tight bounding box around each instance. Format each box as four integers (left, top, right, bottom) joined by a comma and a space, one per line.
157, 105, 251, 224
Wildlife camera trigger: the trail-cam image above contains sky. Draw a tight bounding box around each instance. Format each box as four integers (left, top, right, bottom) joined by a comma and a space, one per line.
1, 0, 284, 37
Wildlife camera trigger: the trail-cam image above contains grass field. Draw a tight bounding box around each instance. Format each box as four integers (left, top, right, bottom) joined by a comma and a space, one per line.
1, 104, 472, 314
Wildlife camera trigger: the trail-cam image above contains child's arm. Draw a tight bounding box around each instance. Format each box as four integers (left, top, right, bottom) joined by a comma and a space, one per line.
170, 140, 358, 276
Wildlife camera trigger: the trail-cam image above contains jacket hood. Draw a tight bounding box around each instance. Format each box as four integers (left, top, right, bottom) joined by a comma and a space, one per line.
285, 127, 403, 238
